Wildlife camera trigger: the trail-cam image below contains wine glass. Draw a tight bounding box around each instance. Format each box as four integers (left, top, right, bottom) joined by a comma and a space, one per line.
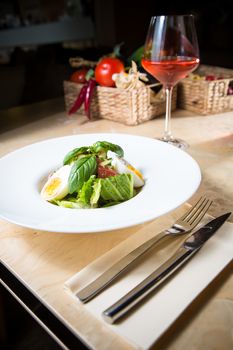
142, 15, 200, 149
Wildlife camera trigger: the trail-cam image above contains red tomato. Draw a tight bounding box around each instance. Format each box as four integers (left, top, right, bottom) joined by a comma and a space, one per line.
70, 68, 89, 84
98, 165, 117, 178
95, 57, 124, 87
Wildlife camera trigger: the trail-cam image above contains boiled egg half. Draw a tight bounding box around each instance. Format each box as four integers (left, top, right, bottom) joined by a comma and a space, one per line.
41, 164, 71, 201
109, 152, 144, 188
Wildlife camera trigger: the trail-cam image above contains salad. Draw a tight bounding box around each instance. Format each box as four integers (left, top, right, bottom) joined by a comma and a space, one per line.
41, 141, 144, 209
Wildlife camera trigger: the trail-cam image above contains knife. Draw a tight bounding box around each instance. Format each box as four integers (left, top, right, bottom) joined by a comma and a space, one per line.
102, 212, 231, 324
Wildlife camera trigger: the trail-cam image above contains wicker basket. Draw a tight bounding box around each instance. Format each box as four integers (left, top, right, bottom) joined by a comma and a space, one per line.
178, 65, 233, 115
64, 81, 177, 125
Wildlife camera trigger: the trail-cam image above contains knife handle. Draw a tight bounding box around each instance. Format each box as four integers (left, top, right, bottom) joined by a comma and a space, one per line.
76, 230, 167, 303
102, 247, 195, 324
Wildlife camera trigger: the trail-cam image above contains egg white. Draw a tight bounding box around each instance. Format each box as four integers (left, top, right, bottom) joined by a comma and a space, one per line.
41, 164, 71, 201
110, 154, 144, 188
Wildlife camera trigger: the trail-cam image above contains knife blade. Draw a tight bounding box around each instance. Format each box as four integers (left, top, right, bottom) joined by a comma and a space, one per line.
102, 212, 231, 324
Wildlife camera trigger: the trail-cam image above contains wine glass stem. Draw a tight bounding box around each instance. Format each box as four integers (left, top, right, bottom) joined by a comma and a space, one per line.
164, 86, 173, 141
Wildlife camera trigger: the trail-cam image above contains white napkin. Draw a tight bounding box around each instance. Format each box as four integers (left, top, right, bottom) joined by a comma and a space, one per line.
64, 217, 233, 350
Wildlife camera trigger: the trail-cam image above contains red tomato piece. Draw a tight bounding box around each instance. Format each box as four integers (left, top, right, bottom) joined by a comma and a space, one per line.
70, 68, 89, 84
98, 165, 117, 178
95, 57, 124, 87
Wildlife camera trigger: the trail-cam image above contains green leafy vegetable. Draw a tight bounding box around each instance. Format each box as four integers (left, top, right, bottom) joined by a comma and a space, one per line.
54, 199, 90, 209
79, 175, 95, 205
42, 139, 144, 210
68, 156, 97, 194
90, 178, 101, 207
100, 174, 134, 202
63, 146, 90, 165
63, 141, 123, 164
102, 201, 121, 207
90, 141, 124, 158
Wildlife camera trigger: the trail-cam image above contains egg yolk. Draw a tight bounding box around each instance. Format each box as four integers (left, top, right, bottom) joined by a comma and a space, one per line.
127, 165, 143, 180
44, 177, 61, 196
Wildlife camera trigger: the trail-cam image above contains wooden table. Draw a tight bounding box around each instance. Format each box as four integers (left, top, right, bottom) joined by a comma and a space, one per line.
0, 98, 232, 349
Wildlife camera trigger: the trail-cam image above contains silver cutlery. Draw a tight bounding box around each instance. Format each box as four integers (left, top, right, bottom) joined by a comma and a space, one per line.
102, 212, 231, 324
76, 197, 212, 303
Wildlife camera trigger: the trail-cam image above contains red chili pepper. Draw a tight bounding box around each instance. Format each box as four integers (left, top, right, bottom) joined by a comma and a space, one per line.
84, 79, 96, 119
68, 83, 88, 115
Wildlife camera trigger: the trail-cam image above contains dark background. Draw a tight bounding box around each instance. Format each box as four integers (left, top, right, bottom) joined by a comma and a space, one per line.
0, 0, 233, 110
0, 1, 232, 348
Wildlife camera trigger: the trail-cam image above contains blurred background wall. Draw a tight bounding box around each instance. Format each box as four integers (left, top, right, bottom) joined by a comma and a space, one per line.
0, 0, 232, 110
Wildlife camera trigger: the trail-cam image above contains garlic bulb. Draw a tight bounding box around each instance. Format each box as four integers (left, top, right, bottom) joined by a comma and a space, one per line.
112, 61, 148, 90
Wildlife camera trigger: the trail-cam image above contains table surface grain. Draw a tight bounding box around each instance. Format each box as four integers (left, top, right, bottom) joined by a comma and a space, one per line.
0, 99, 232, 350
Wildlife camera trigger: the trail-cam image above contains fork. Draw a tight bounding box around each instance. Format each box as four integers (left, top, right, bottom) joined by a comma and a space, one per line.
76, 197, 212, 303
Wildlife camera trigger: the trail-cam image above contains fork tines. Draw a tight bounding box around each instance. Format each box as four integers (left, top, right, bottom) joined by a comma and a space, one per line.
183, 197, 212, 225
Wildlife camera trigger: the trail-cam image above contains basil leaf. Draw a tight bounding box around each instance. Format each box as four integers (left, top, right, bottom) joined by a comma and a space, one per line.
90, 141, 124, 157
68, 156, 97, 194
63, 146, 89, 165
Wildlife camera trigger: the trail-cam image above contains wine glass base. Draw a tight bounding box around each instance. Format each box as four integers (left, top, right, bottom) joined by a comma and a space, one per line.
157, 137, 188, 150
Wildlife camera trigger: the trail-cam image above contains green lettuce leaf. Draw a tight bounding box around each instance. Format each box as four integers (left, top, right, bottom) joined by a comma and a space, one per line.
102, 201, 121, 207
79, 175, 96, 205
100, 174, 134, 202
90, 178, 102, 207
54, 199, 90, 209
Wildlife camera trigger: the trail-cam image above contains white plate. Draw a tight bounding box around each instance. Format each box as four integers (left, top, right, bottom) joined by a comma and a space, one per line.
0, 133, 201, 233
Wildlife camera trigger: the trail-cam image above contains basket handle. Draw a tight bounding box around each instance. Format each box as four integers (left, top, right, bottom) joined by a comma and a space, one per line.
69, 57, 98, 68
